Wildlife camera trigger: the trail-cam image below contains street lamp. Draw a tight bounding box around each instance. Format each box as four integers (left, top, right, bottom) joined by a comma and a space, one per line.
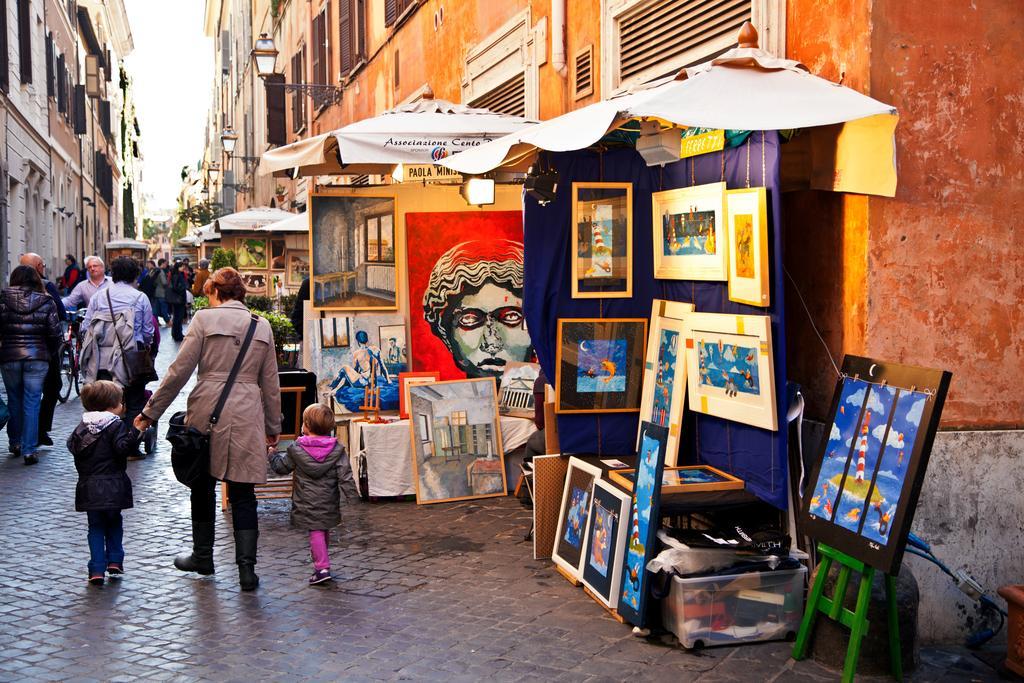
252, 34, 278, 79
221, 127, 238, 155
207, 162, 221, 185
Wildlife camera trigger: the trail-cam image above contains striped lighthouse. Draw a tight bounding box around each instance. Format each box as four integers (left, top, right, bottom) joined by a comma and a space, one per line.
855, 411, 871, 482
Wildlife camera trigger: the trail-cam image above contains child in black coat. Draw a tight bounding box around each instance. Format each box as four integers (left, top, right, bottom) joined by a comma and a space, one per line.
68, 380, 141, 585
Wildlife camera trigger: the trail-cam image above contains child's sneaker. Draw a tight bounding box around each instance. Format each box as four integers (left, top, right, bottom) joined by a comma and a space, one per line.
107, 563, 124, 576
88, 573, 104, 586
308, 569, 332, 585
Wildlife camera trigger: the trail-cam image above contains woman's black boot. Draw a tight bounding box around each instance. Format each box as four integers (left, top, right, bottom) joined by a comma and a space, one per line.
234, 529, 259, 591
174, 521, 215, 575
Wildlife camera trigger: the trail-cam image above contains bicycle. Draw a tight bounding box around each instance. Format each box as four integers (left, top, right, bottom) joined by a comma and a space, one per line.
57, 310, 86, 403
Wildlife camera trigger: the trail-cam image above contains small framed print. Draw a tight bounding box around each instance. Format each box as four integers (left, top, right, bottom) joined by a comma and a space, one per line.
580, 478, 631, 608
236, 238, 268, 270
286, 249, 310, 286
398, 371, 440, 419
571, 182, 632, 298
727, 187, 770, 306
270, 238, 288, 270
637, 299, 694, 466
555, 318, 648, 414
682, 312, 778, 431
317, 316, 351, 349
498, 361, 541, 419
240, 271, 267, 295
552, 456, 602, 581
652, 182, 727, 281
610, 464, 745, 494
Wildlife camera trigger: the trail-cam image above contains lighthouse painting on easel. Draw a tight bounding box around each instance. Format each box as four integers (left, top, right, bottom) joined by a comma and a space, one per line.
802, 356, 951, 575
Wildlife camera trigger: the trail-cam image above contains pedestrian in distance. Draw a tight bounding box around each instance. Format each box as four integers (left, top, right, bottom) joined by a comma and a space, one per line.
139, 259, 159, 309
63, 254, 84, 295
135, 267, 281, 591
191, 259, 210, 298
62, 255, 110, 311
19, 253, 67, 448
68, 380, 140, 585
269, 403, 358, 586
153, 258, 170, 325
166, 261, 188, 342
0, 266, 62, 465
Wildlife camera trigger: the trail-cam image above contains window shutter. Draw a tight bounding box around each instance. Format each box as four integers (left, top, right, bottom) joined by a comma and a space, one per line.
105, 48, 112, 80
221, 31, 230, 74
315, 10, 328, 84
73, 84, 87, 133
469, 72, 526, 118
291, 50, 306, 132
99, 99, 111, 137
0, 0, 9, 93
384, 0, 397, 26
311, 14, 323, 83
265, 73, 286, 145
18, 0, 32, 84
572, 45, 593, 100
339, 1, 352, 75
57, 55, 67, 112
46, 33, 54, 96
85, 54, 100, 96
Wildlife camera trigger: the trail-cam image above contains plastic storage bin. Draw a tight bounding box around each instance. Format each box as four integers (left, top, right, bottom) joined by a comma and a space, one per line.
662, 565, 807, 649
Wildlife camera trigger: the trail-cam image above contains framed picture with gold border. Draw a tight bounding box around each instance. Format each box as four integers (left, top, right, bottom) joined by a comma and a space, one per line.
610, 464, 745, 494
726, 187, 770, 306
682, 312, 778, 431
310, 191, 398, 311
555, 318, 648, 414
571, 182, 632, 298
637, 299, 694, 466
652, 182, 727, 281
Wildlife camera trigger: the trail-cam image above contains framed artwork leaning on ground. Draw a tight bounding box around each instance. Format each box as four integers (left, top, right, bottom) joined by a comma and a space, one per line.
682, 312, 778, 431
407, 378, 507, 505
637, 299, 694, 466
580, 478, 631, 608
726, 187, 770, 306
571, 182, 633, 298
310, 192, 398, 311
552, 456, 603, 581
555, 318, 647, 414
652, 182, 727, 281
801, 355, 951, 575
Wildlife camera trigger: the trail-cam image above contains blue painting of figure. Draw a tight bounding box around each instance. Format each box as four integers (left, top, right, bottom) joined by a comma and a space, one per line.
563, 486, 590, 548
621, 432, 661, 611
809, 378, 871, 521
697, 339, 760, 397
861, 390, 926, 546
833, 385, 897, 531
662, 208, 717, 256
577, 339, 628, 393
587, 500, 615, 577
650, 330, 678, 426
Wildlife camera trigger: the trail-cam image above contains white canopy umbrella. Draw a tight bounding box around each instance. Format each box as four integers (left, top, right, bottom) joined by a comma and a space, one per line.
104, 238, 149, 250
442, 25, 899, 196
257, 211, 308, 233
214, 206, 295, 232
258, 90, 537, 178
178, 223, 220, 246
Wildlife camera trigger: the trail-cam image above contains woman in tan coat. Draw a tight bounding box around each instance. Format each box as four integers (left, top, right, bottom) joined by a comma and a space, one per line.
134, 268, 281, 591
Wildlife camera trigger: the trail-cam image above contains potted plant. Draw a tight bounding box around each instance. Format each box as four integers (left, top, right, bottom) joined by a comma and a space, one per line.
998, 584, 1024, 676
275, 184, 287, 204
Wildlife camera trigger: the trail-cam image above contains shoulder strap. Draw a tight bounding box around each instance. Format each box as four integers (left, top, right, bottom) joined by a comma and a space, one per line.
209, 313, 259, 429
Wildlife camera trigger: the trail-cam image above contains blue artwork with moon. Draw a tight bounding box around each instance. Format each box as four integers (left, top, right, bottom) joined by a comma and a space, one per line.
577, 339, 628, 393
650, 330, 678, 426
621, 431, 661, 612
809, 378, 926, 547
697, 340, 760, 397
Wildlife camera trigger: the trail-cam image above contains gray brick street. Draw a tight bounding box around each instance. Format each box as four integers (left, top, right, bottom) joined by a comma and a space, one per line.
0, 338, 1003, 682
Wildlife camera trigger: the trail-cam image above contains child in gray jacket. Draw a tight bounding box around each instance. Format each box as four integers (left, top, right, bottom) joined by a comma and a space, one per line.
270, 403, 358, 585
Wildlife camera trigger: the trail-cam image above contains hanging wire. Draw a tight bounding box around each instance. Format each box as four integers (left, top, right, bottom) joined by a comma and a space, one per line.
744, 135, 751, 188
783, 265, 842, 378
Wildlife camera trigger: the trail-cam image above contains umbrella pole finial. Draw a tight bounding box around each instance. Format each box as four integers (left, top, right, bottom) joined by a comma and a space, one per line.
738, 21, 758, 48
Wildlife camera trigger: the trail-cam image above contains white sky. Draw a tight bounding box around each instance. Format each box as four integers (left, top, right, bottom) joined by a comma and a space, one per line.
123, 0, 213, 214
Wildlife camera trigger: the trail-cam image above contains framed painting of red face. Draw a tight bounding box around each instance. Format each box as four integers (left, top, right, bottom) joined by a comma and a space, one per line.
406, 211, 533, 380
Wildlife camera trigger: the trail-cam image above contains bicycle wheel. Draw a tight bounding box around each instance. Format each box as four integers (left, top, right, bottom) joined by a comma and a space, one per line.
57, 343, 74, 403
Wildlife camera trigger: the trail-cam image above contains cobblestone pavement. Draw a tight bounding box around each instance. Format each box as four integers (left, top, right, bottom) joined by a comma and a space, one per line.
0, 331, 1006, 682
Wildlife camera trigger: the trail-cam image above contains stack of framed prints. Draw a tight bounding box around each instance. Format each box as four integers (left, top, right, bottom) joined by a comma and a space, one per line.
801, 356, 951, 574
571, 182, 632, 299
617, 421, 670, 627
652, 182, 727, 281
555, 318, 648, 414
637, 299, 694, 466
610, 464, 744, 494
552, 457, 602, 581
580, 479, 631, 609
726, 187, 770, 306
407, 378, 506, 505
681, 312, 778, 431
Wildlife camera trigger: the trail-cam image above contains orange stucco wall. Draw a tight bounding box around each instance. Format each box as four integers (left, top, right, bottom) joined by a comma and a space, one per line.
786, 0, 1024, 428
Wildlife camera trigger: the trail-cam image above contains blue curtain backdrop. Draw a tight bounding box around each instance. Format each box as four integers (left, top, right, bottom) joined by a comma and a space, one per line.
523, 132, 789, 509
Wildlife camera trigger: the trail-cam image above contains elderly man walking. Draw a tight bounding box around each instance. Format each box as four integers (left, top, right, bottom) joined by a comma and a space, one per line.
62, 255, 110, 311
19, 254, 67, 446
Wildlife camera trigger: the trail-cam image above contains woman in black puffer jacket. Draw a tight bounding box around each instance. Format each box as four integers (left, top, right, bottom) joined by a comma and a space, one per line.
0, 266, 62, 464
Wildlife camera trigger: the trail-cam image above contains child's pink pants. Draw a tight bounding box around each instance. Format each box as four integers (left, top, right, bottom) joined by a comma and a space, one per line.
309, 530, 330, 570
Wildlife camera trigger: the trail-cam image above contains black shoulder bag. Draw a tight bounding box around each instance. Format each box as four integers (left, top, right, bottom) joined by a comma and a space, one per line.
167, 314, 259, 487
106, 290, 157, 385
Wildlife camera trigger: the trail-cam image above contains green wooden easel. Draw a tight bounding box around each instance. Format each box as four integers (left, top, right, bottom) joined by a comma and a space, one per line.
792, 543, 902, 683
